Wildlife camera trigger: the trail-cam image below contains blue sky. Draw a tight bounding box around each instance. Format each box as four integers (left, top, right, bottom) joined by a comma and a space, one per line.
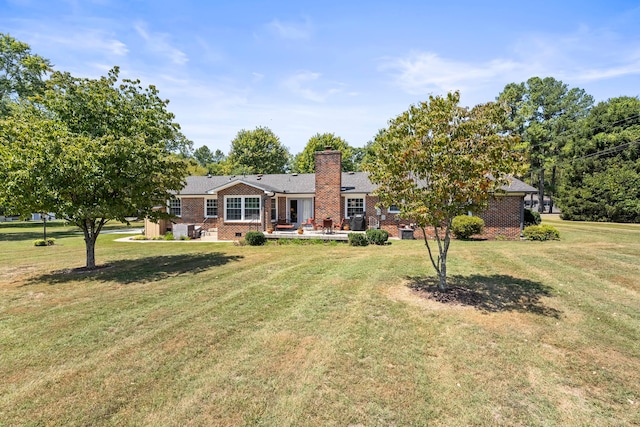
2, 0, 639, 154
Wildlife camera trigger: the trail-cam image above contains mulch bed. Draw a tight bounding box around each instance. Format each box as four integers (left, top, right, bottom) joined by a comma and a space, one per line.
411, 284, 485, 306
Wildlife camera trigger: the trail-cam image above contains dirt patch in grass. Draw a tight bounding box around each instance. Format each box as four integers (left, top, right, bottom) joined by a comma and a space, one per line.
405, 274, 562, 317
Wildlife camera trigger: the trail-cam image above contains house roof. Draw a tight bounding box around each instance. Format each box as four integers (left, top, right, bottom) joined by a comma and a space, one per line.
177, 172, 536, 196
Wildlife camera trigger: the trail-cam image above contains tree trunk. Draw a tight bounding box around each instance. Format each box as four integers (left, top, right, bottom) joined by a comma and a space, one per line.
85, 235, 96, 269
549, 165, 557, 214
422, 224, 451, 292
538, 168, 545, 213
80, 218, 106, 269
437, 250, 447, 291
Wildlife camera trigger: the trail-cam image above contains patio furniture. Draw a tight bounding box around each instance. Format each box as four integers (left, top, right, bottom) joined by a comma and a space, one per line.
322, 218, 333, 234
275, 219, 295, 231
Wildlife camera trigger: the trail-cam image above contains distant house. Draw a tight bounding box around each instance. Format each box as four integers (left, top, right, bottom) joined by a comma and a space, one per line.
148, 148, 536, 240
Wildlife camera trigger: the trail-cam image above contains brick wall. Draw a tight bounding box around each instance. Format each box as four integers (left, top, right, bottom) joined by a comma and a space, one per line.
217, 183, 265, 241
478, 195, 523, 239
172, 197, 219, 232
369, 195, 524, 240
315, 149, 342, 222
180, 197, 205, 224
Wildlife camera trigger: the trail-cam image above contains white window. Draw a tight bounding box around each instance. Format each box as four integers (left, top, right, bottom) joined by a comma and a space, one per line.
270, 198, 277, 221
346, 197, 365, 218
224, 196, 262, 222
205, 198, 218, 217
168, 199, 181, 216
388, 205, 400, 214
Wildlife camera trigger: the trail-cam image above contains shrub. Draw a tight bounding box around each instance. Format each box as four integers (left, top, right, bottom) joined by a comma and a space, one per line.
245, 231, 266, 246
451, 215, 484, 239
523, 224, 560, 241
366, 229, 389, 245
524, 208, 541, 226
33, 238, 55, 246
163, 232, 174, 240
131, 235, 149, 240
348, 233, 369, 246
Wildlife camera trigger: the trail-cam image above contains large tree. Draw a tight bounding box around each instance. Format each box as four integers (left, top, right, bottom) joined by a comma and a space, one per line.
498, 77, 593, 212
0, 67, 190, 269
292, 132, 355, 173
364, 92, 523, 291
558, 96, 640, 222
227, 126, 290, 174
0, 33, 51, 116
193, 145, 214, 167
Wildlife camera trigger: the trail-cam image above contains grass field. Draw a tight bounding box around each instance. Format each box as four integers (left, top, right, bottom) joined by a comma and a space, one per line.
1, 217, 638, 426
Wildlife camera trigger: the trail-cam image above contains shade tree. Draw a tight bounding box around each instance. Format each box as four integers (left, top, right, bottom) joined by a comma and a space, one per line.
364, 92, 523, 291
0, 66, 190, 269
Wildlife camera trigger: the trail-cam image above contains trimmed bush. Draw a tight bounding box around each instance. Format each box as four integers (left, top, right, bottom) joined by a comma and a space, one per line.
523, 224, 560, 241
451, 215, 484, 239
366, 229, 389, 245
348, 233, 369, 246
163, 232, 174, 240
245, 231, 266, 246
131, 235, 149, 240
524, 208, 541, 226
33, 238, 55, 246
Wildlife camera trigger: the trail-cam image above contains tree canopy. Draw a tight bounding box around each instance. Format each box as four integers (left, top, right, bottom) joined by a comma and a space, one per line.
364, 92, 523, 291
227, 126, 290, 174
498, 77, 593, 212
558, 96, 640, 222
0, 66, 190, 269
292, 132, 355, 173
0, 32, 51, 116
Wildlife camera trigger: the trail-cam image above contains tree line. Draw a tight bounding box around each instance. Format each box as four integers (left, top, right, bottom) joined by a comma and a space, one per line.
189, 129, 369, 176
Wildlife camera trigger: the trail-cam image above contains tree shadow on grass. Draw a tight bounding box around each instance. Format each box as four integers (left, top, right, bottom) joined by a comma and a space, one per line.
26, 253, 244, 286
406, 274, 561, 318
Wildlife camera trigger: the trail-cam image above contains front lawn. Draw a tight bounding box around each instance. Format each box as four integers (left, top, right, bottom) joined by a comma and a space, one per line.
1, 218, 638, 425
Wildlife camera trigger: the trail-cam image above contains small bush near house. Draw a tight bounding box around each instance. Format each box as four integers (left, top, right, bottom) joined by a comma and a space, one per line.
131, 235, 149, 240
523, 224, 560, 241
366, 229, 389, 245
163, 232, 174, 240
348, 233, 369, 246
245, 231, 266, 246
451, 215, 484, 239
524, 208, 542, 226
33, 238, 55, 246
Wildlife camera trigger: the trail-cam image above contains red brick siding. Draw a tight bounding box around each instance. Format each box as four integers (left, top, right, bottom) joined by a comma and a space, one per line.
179, 198, 204, 224
172, 197, 219, 231
314, 150, 342, 222
217, 183, 265, 241
368, 195, 524, 240
277, 197, 287, 221
478, 195, 523, 239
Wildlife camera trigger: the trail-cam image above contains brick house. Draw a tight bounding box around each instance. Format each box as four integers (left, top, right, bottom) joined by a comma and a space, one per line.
151, 148, 536, 240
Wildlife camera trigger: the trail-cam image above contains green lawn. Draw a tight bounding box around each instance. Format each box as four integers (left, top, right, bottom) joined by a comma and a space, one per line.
1, 218, 638, 426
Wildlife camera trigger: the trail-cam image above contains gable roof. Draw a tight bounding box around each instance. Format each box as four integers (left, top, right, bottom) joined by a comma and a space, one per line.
177, 172, 535, 196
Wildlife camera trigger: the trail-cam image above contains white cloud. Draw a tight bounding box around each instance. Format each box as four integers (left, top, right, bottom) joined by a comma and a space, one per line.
383, 26, 640, 99
30, 29, 128, 57
267, 18, 312, 40
381, 52, 523, 95
282, 71, 341, 102
134, 21, 188, 65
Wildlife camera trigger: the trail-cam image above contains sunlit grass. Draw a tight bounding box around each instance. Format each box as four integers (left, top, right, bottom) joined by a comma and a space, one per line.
1, 218, 638, 425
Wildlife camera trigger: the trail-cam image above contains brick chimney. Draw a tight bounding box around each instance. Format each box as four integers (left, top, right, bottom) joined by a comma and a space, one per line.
315, 147, 342, 222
